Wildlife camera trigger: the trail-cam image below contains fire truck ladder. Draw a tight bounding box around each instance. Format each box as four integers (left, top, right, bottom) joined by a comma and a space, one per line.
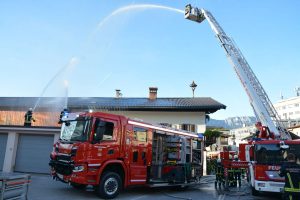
184, 5, 290, 140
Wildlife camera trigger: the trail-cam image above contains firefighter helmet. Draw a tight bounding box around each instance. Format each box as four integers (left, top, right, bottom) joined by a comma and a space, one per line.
234, 155, 238, 160
255, 121, 262, 127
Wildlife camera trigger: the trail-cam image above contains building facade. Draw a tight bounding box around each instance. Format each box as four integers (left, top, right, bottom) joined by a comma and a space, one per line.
229, 125, 256, 146
274, 96, 300, 121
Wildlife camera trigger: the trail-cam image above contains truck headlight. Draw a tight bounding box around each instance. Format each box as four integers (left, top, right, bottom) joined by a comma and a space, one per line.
73, 165, 85, 172
265, 171, 283, 180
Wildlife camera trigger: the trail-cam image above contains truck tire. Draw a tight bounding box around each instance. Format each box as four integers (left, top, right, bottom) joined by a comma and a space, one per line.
96, 172, 122, 199
251, 186, 259, 196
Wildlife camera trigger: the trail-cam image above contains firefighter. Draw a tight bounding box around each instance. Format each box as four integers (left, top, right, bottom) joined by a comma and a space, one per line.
255, 122, 275, 140
58, 107, 69, 124
215, 158, 224, 188
24, 108, 35, 126
280, 153, 300, 200
233, 155, 242, 187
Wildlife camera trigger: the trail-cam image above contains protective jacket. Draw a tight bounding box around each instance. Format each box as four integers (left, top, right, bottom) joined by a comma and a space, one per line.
280, 161, 300, 199
215, 162, 224, 187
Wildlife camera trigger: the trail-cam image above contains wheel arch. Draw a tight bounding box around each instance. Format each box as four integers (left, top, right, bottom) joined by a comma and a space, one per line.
97, 160, 127, 187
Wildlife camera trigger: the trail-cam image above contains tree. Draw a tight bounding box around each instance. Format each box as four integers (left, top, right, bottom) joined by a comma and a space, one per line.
204, 129, 222, 138
204, 128, 224, 147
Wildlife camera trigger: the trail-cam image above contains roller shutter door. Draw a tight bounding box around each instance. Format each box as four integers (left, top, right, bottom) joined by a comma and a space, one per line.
15, 134, 54, 173
0, 133, 8, 171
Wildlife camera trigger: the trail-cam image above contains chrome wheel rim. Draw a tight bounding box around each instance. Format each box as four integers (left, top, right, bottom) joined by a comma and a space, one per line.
104, 177, 118, 195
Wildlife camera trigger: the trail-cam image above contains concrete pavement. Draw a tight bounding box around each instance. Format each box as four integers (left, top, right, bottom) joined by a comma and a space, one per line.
26, 174, 281, 200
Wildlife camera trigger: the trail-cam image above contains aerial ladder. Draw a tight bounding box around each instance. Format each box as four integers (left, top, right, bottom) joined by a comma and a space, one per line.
184, 4, 291, 140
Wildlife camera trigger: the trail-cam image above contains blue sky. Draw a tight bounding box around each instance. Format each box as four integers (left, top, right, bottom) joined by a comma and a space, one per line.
0, 0, 299, 119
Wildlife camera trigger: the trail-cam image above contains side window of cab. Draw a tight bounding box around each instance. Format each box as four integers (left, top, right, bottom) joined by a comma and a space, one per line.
93, 118, 115, 142
133, 127, 147, 142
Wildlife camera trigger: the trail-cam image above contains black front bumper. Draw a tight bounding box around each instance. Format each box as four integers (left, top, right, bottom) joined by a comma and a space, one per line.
49, 160, 74, 176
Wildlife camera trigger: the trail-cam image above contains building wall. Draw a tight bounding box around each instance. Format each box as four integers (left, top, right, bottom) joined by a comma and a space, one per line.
101, 110, 207, 133
288, 126, 300, 136
0, 111, 60, 127
229, 125, 256, 146
0, 126, 60, 172
274, 96, 300, 120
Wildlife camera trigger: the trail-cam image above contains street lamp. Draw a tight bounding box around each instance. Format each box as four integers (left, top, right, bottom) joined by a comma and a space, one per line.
190, 81, 197, 98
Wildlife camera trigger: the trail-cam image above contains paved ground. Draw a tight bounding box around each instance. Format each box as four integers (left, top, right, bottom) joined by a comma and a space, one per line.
27, 174, 281, 200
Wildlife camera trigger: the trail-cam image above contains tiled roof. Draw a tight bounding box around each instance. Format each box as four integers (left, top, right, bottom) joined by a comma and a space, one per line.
0, 97, 226, 113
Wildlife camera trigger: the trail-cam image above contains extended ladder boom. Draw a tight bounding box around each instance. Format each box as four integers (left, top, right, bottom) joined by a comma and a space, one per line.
184, 4, 290, 140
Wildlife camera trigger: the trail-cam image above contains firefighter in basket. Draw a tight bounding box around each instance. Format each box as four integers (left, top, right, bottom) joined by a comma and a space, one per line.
215, 158, 224, 188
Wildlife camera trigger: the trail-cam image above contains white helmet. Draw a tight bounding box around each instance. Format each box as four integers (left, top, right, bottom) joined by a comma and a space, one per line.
29, 108, 33, 111
217, 158, 221, 163
234, 155, 238, 159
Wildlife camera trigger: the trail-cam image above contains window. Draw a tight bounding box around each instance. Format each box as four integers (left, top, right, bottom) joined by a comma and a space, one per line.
255, 144, 283, 165
220, 137, 228, 145
180, 124, 195, 132
283, 113, 287, 119
133, 127, 147, 142
94, 119, 114, 140
159, 123, 172, 127
133, 151, 138, 162
60, 117, 91, 142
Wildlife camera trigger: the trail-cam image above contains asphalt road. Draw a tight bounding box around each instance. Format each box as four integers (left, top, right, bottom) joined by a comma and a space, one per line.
27, 175, 281, 200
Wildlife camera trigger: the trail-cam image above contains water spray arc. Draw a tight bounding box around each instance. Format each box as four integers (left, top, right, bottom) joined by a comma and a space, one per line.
32, 57, 79, 111
93, 4, 183, 36
33, 3, 183, 117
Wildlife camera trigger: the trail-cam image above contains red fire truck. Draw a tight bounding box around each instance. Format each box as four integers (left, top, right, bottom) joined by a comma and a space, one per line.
49, 112, 203, 199
217, 139, 300, 195
238, 139, 300, 195
185, 4, 300, 195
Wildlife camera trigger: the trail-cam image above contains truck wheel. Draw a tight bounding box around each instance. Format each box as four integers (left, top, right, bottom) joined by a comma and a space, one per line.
96, 172, 122, 199
251, 186, 259, 196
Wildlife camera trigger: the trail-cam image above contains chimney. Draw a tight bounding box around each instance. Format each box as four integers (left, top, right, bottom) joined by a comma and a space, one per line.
115, 89, 122, 98
149, 87, 158, 100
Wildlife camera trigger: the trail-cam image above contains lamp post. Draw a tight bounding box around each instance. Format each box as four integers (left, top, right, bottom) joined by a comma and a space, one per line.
190, 81, 197, 98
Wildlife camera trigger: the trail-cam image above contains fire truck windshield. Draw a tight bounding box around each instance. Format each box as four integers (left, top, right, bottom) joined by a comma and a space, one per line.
60, 117, 90, 142
255, 144, 300, 165
255, 144, 284, 165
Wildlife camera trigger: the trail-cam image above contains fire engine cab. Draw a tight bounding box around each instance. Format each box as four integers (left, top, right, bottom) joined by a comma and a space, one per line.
49, 112, 203, 199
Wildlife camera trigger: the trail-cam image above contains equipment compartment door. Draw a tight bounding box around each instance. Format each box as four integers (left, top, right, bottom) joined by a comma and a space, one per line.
128, 126, 151, 185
